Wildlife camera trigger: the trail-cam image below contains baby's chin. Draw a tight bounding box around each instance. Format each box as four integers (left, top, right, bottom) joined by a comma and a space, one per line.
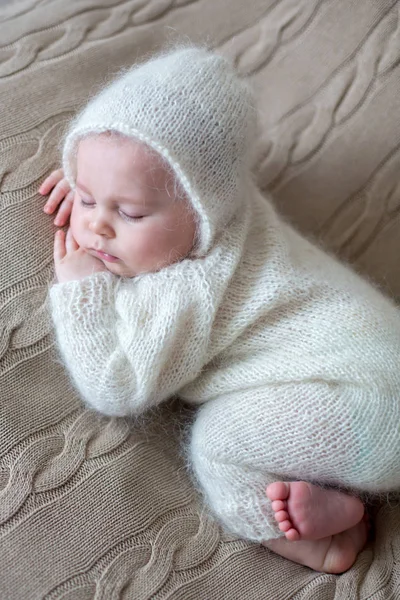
101, 258, 155, 278
102, 259, 173, 279
102, 260, 136, 278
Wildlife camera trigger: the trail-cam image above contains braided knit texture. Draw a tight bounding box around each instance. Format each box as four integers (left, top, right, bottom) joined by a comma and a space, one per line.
3, 0, 400, 597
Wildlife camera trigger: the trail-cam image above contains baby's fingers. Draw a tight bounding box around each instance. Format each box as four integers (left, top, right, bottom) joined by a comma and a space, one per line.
65, 227, 79, 253
39, 168, 64, 196
54, 190, 74, 226
53, 230, 66, 264
43, 177, 71, 215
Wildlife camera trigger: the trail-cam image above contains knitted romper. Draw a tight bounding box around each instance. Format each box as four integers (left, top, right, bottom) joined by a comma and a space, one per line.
50, 47, 400, 543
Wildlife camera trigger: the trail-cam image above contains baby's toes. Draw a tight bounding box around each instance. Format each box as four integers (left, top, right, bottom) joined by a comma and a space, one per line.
266, 482, 290, 502
273, 510, 301, 541
267, 482, 300, 541
277, 516, 300, 541
275, 510, 290, 524
271, 499, 287, 512
285, 528, 301, 542
278, 519, 293, 533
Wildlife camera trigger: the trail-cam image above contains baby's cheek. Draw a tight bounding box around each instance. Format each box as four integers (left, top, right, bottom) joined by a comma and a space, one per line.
160, 211, 195, 251
135, 223, 175, 267
69, 209, 78, 236
143, 225, 169, 256
69, 205, 84, 246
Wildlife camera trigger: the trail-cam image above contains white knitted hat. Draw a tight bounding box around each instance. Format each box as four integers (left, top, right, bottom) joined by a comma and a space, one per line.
63, 46, 256, 256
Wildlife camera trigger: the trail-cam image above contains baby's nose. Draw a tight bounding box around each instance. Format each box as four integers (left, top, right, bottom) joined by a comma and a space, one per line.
88, 217, 113, 237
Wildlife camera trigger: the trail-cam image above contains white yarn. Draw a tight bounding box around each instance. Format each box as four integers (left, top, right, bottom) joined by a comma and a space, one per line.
50, 47, 400, 544
62, 46, 256, 257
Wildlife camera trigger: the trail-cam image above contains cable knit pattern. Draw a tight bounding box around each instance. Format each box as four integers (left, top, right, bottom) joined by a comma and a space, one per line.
3, 0, 400, 598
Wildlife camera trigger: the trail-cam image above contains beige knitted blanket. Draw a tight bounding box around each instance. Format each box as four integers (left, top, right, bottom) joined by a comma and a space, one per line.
1, 0, 400, 598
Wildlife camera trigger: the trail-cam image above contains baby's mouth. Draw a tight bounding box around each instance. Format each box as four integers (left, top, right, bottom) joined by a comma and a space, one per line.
89, 248, 120, 263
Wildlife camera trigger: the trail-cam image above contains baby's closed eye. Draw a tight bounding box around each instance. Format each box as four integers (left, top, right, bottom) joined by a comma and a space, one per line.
79, 197, 146, 222
120, 212, 145, 222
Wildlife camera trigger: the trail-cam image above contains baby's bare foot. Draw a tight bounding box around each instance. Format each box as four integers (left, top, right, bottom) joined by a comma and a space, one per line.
264, 520, 368, 574
266, 481, 365, 541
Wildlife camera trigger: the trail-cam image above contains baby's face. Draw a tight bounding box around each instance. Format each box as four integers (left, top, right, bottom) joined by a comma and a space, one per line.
70, 134, 197, 277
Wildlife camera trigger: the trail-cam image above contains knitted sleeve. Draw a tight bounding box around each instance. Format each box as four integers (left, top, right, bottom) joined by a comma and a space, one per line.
49, 261, 216, 416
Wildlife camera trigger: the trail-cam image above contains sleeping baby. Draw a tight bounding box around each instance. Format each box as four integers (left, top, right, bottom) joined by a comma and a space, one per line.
40, 46, 400, 574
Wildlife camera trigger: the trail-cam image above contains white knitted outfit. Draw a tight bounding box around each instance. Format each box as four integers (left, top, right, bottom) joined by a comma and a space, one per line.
50, 47, 400, 544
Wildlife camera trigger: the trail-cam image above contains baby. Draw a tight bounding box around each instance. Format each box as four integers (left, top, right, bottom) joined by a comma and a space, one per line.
40, 46, 400, 574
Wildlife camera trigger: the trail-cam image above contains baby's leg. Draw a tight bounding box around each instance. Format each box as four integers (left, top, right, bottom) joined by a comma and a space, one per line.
189, 382, 400, 569
266, 481, 365, 541
189, 386, 364, 542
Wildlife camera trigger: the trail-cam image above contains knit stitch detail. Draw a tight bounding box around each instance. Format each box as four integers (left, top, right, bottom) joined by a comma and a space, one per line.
62, 47, 256, 256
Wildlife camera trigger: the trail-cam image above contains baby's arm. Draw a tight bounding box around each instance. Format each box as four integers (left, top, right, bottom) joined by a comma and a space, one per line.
49, 261, 215, 417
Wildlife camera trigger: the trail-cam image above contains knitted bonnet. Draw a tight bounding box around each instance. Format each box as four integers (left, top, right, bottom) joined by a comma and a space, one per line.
62, 46, 256, 256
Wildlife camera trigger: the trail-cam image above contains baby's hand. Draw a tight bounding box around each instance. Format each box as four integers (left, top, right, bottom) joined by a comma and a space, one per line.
54, 228, 107, 283
39, 168, 73, 227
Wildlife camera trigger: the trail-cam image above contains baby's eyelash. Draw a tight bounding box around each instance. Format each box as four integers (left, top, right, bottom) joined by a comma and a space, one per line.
119, 212, 144, 222
80, 198, 143, 222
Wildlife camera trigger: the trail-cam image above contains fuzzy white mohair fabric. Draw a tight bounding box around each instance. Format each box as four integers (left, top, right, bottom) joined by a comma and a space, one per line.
50, 47, 400, 543
62, 46, 255, 257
